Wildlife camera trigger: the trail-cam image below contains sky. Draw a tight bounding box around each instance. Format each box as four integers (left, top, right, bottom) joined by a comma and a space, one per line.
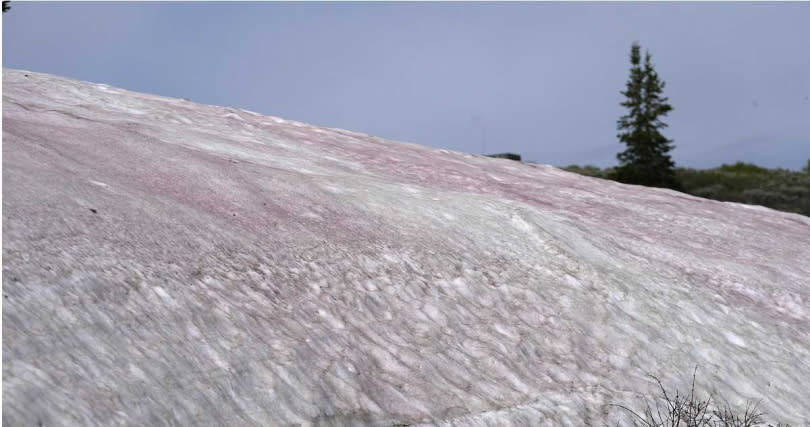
3, 2, 809, 169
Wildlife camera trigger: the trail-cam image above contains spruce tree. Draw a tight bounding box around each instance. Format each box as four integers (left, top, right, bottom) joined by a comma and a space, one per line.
615, 43, 678, 189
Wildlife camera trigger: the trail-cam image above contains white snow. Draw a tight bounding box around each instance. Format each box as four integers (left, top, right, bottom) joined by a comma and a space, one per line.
2, 69, 809, 426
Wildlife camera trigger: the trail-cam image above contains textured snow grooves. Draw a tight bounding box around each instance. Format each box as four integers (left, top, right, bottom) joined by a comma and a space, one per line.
3, 69, 810, 426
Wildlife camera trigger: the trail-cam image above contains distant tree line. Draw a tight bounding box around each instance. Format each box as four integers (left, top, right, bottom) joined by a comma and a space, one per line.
563, 162, 810, 217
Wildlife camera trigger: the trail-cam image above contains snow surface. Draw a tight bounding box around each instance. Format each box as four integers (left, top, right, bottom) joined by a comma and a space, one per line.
3, 69, 809, 426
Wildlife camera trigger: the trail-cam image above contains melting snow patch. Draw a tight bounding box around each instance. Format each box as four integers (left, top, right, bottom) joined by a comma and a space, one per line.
725, 332, 746, 348
223, 112, 244, 121
300, 212, 323, 221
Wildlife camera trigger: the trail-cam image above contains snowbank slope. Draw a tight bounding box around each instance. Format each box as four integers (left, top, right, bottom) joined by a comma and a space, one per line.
3, 69, 809, 426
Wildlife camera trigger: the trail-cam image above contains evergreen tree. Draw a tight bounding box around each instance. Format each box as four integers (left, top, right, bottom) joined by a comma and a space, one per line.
614, 43, 678, 189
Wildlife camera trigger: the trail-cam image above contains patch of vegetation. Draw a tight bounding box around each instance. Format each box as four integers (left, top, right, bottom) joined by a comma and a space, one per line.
562, 162, 810, 217
563, 164, 616, 180
610, 368, 791, 426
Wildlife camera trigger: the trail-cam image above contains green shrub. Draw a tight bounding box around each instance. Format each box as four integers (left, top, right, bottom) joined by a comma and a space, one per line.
562, 163, 810, 217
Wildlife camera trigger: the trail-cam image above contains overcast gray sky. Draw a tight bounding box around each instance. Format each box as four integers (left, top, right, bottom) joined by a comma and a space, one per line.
3, 2, 809, 169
